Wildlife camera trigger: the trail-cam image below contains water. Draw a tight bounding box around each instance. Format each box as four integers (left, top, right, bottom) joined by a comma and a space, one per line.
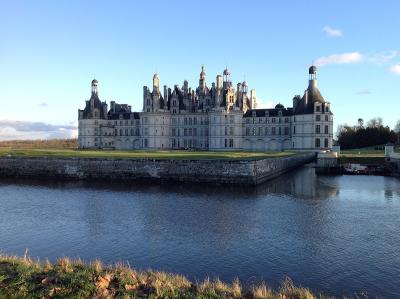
1, 165, 400, 298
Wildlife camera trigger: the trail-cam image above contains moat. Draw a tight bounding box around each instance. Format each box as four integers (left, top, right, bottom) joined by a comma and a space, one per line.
1, 165, 399, 298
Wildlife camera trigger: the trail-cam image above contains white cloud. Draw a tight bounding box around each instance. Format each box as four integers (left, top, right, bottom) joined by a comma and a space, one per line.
256, 98, 274, 109
355, 89, 371, 95
315, 50, 399, 68
389, 63, 400, 75
39, 102, 49, 107
315, 52, 364, 67
368, 51, 398, 65
0, 120, 77, 141
322, 26, 343, 38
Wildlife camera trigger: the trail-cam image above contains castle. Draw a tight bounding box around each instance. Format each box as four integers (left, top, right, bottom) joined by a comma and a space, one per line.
78, 65, 333, 151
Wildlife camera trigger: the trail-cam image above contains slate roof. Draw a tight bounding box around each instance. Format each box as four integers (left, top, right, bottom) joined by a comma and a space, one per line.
243, 108, 293, 118
108, 111, 140, 120
294, 84, 330, 115
82, 93, 107, 119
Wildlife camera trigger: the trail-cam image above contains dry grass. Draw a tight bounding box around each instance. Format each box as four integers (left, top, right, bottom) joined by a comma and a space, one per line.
0, 148, 295, 160
0, 253, 368, 298
0, 139, 77, 149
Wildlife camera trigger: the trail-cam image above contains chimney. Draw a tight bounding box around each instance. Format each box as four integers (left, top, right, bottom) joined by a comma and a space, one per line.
164, 85, 168, 102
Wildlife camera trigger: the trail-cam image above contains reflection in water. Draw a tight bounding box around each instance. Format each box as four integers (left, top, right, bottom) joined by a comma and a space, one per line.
0, 165, 399, 298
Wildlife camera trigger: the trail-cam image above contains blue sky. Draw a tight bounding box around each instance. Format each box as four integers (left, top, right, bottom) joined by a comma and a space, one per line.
0, 0, 399, 139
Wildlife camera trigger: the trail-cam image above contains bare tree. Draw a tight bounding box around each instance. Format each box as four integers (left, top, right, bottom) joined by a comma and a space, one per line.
395, 120, 400, 133
357, 118, 364, 129
367, 117, 383, 128
395, 120, 400, 144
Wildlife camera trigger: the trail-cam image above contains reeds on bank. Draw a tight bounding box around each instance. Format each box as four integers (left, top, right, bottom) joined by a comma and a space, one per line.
0, 254, 359, 298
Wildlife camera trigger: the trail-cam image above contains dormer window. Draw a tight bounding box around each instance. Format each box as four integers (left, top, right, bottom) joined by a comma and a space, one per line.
316, 105, 321, 112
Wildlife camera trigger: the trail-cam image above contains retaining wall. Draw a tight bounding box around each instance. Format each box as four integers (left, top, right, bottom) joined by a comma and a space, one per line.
0, 153, 316, 185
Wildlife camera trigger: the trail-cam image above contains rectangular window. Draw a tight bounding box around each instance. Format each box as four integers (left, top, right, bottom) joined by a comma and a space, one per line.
293, 126, 296, 134
316, 115, 321, 121
324, 138, 329, 148
316, 125, 321, 134
224, 139, 227, 148
325, 115, 329, 121
315, 138, 320, 148
284, 127, 289, 135
325, 125, 329, 134
272, 127, 276, 135
316, 106, 321, 112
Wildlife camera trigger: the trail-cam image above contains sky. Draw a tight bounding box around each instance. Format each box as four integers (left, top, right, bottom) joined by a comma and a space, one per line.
0, 0, 399, 140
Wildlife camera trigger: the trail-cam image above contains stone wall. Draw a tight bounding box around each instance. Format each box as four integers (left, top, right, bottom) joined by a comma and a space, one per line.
0, 153, 315, 185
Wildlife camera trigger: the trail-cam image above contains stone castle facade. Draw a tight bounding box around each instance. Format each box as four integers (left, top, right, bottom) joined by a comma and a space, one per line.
78, 66, 333, 151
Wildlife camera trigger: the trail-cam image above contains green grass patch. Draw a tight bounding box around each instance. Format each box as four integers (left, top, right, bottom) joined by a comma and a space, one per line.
339, 156, 385, 164
340, 147, 385, 165
0, 148, 295, 160
340, 149, 384, 156
0, 253, 337, 298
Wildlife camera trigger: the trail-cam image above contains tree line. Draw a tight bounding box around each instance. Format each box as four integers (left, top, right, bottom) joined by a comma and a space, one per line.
0, 139, 78, 149
337, 118, 400, 149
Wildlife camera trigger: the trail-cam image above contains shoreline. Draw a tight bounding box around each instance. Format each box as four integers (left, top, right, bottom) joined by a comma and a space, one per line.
0, 253, 348, 298
0, 152, 315, 185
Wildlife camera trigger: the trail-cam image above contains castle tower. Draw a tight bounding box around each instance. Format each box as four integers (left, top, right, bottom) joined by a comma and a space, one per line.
153, 73, 160, 94
308, 65, 318, 92
223, 68, 231, 89
199, 65, 206, 90
250, 89, 257, 109
91, 79, 98, 95
242, 81, 248, 94
236, 82, 242, 102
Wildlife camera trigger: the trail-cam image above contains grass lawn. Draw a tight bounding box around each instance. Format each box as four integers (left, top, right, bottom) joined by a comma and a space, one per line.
340, 148, 384, 157
0, 148, 295, 160
339, 148, 385, 164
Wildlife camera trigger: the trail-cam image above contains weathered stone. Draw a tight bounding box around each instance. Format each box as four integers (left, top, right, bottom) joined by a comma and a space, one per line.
0, 153, 315, 185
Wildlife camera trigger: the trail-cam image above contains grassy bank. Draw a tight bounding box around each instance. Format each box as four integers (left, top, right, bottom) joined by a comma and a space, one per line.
0, 148, 294, 160
339, 148, 385, 164
0, 139, 77, 149
0, 254, 327, 299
